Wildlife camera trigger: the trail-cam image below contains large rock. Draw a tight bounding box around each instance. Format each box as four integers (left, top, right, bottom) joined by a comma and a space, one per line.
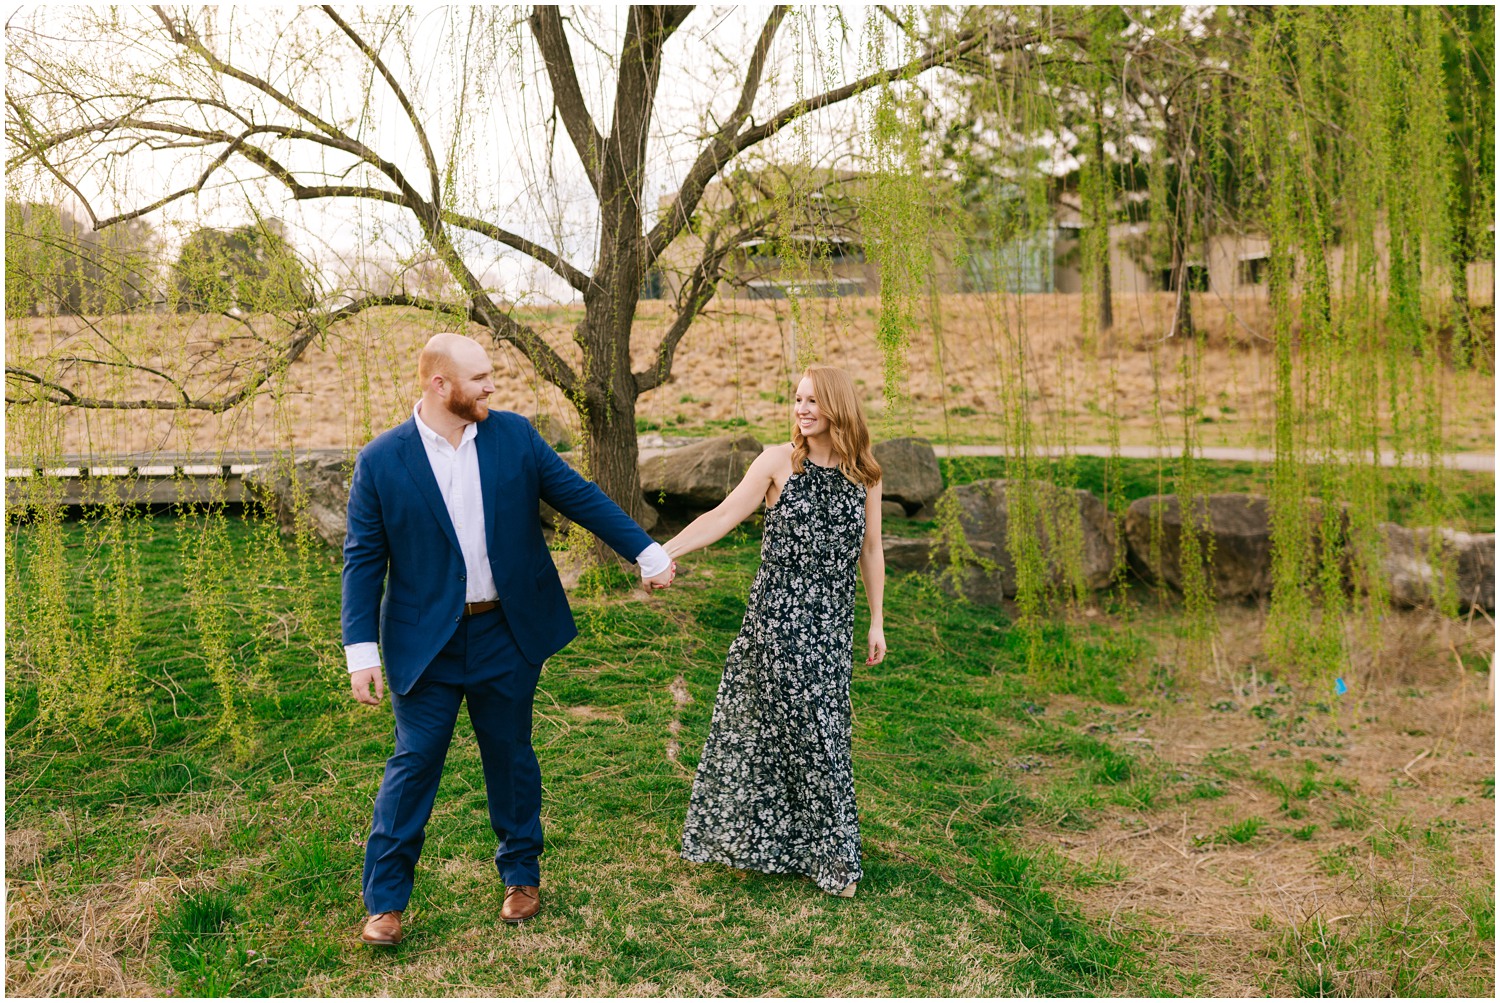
883, 533, 1006, 604
639, 434, 764, 510
933, 479, 1117, 601
1381, 523, 1495, 612
872, 437, 943, 515
243, 453, 352, 550
1123, 493, 1277, 600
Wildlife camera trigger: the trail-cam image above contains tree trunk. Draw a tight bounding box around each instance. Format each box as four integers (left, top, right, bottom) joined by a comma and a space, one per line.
1450, 222, 1475, 363
572, 296, 658, 563
579, 384, 656, 537
1099, 252, 1114, 331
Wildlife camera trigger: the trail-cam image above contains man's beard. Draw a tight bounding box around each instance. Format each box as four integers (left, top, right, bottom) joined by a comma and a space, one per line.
447, 388, 489, 423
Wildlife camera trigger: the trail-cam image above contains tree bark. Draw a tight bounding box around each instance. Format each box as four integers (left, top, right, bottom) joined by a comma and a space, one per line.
580, 371, 656, 535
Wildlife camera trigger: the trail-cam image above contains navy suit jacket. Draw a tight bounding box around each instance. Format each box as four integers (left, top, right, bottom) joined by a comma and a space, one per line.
341, 410, 653, 695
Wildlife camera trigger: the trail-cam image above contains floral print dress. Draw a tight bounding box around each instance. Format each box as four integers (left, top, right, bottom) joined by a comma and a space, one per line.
680, 459, 868, 893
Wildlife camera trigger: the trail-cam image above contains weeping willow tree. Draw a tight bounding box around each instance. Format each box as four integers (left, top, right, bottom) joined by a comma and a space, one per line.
3, 5, 1034, 529
4, 5, 1493, 751
914, 5, 1491, 684
1244, 6, 1495, 688
1, 6, 1036, 747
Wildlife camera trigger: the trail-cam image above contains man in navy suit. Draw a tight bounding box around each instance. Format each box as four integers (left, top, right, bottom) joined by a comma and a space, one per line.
343, 333, 674, 946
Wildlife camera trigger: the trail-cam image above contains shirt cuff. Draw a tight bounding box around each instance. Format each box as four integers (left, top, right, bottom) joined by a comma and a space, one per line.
345, 642, 382, 674
637, 542, 671, 578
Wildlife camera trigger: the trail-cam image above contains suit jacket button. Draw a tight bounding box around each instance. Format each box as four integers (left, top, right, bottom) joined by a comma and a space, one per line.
454, 615, 461, 623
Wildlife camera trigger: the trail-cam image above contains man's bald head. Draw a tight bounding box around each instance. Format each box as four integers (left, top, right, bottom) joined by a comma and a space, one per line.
418, 332, 496, 425
418, 332, 490, 384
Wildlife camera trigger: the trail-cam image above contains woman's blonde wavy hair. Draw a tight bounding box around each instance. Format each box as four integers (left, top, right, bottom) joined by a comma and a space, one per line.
791, 365, 882, 488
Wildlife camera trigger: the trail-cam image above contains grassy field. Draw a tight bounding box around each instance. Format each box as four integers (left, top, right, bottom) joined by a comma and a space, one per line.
4, 512, 1495, 996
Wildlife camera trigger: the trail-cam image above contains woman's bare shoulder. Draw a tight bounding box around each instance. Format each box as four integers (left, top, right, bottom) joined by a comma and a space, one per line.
763, 441, 795, 460
760, 441, 795, 468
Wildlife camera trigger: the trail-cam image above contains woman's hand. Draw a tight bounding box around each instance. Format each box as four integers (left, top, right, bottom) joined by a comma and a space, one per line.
866, 625, 887, 665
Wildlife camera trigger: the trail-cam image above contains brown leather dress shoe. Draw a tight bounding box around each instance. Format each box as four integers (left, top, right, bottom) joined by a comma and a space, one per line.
501, 885, 541, 924
360, 910, 403, 946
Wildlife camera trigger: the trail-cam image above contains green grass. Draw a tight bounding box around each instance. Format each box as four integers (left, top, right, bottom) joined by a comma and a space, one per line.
6, 512, 1172, 996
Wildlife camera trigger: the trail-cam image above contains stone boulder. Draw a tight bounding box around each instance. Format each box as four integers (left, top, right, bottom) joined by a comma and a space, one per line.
883, 536, 941, 574
243, 453, 352, 550
1381, 524, 1495, 612
1123, 493, 1278, 600
883, 533, 1007, 604
639, 434, 764, 510
872, 437, 943, 515
933, 479, 1117, 602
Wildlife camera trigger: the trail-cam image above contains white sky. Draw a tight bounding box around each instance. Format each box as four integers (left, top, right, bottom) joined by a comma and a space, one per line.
6, 5, 938, 304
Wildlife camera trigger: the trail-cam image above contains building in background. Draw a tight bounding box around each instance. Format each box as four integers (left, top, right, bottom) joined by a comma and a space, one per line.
646, 170, 1493, 307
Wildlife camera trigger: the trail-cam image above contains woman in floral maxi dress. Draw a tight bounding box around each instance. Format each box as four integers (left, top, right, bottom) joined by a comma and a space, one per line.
665, 365, 886, 897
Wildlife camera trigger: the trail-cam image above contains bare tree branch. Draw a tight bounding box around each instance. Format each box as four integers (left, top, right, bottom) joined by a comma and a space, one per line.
320, 5, 444, 205
148, 6, 436, 224
440, 210, 590, 292
648, 14, 993, 265
528, 6, 607, 195
6, 295, 472, 411
635, 204, 779, 395
645, 5, 788, 263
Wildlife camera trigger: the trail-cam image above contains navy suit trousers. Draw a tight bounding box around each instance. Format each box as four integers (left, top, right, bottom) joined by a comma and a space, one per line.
361, 608, 543, 914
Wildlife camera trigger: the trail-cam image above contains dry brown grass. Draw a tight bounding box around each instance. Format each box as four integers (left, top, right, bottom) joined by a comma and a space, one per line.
1022, 605, 1495, 996
7, 291, 1493, 456
4, 796, 245, 998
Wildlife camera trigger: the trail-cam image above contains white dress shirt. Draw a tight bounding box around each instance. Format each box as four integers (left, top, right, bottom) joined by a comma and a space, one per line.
346, 402, 670, 673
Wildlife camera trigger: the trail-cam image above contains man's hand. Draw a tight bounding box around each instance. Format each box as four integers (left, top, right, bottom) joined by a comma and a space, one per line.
644, 561, 677, 590
350, 666, 386, 705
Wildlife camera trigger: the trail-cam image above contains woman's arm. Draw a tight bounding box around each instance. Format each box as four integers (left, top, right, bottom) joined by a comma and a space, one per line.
664, 448, 782, 560
860, 478, 887, 665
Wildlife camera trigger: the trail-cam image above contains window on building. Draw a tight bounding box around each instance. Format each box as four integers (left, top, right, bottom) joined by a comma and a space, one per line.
1238, 256, 1269, 285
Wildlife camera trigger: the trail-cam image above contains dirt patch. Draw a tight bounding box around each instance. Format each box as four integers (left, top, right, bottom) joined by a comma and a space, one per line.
565, 705, 624, 723
1021, 606, 1495, 995
666, 675, 693, 765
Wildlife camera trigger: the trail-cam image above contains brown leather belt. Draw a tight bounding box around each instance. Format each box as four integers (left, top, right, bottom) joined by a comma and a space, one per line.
464, 600, 502, 617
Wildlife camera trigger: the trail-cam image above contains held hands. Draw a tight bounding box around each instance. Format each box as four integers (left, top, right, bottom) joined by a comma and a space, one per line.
866, 626, 887, 666
644, 561, 677, 590
350, 666, 385, 705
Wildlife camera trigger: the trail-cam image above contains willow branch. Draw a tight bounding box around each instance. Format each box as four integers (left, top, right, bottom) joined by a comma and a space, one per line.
645, 5, 788, 263
439, 210, 590, 292
529, 6, 606, 194
320, 5, 443, 204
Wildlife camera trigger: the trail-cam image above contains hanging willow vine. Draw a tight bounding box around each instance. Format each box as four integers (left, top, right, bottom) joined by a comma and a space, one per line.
4, 6, 1492, 753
